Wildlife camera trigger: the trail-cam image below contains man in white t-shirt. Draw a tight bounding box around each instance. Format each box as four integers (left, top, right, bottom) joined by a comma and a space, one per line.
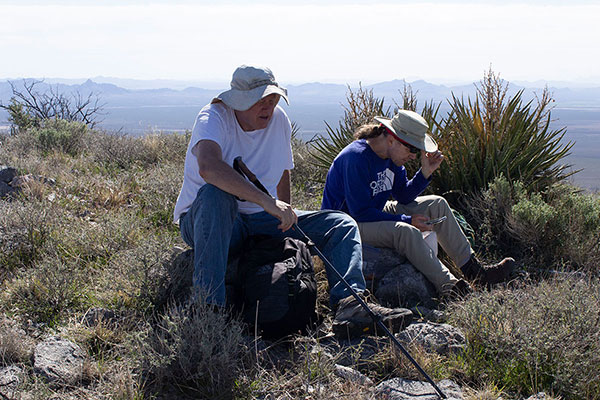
173, 65, 412, 337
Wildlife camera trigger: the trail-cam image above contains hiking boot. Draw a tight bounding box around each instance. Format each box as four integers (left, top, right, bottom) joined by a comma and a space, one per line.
461, 255, 515, 286
332, 292, 412, 338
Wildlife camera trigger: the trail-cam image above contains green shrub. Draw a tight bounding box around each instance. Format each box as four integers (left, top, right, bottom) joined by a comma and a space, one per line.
29, 119, 88, 156
448, 277, 600, 399
509, 184, 600, 272
5, 257, 91, 326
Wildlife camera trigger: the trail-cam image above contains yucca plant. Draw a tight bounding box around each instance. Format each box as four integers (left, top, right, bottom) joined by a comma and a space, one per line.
428, 70, 575, 195
309, 85, 391, 177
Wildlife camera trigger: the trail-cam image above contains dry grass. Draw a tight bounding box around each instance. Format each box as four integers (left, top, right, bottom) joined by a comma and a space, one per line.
2, 122, 599, 399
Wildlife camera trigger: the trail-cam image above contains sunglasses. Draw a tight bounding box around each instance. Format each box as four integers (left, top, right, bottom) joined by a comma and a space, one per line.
397, 138, 420, 154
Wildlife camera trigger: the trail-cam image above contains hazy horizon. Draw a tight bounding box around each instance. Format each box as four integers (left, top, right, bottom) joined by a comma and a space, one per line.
1, 1, 599, 85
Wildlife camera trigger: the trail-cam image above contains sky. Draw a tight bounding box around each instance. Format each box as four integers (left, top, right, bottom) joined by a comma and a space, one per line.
1, 0, 599, 86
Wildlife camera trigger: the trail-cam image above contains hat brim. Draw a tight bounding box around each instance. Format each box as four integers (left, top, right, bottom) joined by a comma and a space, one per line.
374, 116, 438, 153
213, 85, 289, 111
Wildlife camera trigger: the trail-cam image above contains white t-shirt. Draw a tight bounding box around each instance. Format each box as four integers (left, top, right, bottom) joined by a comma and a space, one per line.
173, 102, 294, 223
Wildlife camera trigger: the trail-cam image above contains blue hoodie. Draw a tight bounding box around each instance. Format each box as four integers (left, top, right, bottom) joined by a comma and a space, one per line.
321, 139, 430, 224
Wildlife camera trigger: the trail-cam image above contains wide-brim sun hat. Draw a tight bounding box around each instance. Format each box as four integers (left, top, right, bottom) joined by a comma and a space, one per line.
212, 65, 289, 111
375, 110, 438, 153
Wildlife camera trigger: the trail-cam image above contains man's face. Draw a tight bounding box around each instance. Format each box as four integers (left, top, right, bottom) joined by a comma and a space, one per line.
387, 136, 418, 166
234, 94, 281, 132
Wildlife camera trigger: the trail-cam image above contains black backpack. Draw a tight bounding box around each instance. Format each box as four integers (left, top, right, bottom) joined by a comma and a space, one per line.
236, 236, 318, 339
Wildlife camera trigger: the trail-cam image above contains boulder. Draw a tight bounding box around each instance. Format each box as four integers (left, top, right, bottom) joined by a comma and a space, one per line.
375, 263, 438, 309
525, 393, 550, 400
375, 378, 463, 400
81, 307, 118, 327
0, 166, 17, 184
33, 336, 86, 384
396, 322, 466, 355
0, 181, 15, 198
0, 365, 23, 398
334, 364, 373, 386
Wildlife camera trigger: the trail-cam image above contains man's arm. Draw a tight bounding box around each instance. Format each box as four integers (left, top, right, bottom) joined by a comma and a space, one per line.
193, 140, 297, 231
276, 169, 291, 204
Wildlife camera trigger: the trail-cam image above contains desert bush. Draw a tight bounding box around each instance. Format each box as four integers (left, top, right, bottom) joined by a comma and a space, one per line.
0, 199, 54, 273
5, 257, 91, 325
447, 277, 600, 399
89, 131, 187, 171
29, 119, 89, 156
508, 184, 600, 272
133, 162, 183, 229
291, 138, 325, 211
465, 176, 527, 258
467, 176, 600, 272
0, 316, 35, 365
130, 301, 248, 399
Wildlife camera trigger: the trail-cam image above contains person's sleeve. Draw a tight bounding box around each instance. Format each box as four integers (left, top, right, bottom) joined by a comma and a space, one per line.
190, 107, 227, 151
392, 167, 431, 204
342, 155, 412, 224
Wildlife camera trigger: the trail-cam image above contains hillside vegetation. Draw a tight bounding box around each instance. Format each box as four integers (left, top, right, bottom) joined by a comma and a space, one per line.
0, 72, 599, 399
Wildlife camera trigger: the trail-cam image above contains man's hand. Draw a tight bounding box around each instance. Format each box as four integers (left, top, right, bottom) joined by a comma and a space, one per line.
421, 150, 444, 179
261, 198, 298, 232
411, 214, 432, 232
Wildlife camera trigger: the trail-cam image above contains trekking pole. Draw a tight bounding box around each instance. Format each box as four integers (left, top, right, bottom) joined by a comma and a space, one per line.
232, 157, 447, 399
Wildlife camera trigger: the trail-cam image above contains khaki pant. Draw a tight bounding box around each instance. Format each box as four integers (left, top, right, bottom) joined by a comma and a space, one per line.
358, 195, 472, 294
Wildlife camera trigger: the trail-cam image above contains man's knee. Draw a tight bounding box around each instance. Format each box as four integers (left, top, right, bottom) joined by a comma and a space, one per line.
323, 210, 359, 231
392, 221, 423, 244
196, 184, 237, 213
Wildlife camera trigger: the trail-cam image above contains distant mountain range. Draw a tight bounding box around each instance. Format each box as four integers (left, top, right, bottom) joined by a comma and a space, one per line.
2, 77, 600, 135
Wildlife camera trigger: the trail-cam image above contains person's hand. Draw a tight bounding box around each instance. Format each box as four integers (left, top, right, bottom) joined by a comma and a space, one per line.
421, 150, 444, 179
262, 198, 298, 232
411, 214, 432, 232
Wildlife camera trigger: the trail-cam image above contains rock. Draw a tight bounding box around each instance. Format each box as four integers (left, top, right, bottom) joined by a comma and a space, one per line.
410, 307, 445, 323
396, 322, 466, 355
10, 174, 56, 189
33, 336, 86, 384
376, 263, 438, 309
0, 365, 23, 398
525, 393, 549, 400
362, 245, 407, 282
81, 307, 118, 327
375, 378, 463, 400
334, 364, 373, 386
0, 181, 15, 198
0, 166, 17, 184
155, 246, 241, 309
154, 247, 194, 308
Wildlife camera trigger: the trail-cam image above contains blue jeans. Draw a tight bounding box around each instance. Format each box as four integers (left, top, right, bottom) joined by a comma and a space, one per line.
179, 184, 366, 307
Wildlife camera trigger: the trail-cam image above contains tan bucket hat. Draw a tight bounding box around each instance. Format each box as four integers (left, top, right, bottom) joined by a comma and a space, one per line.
212, 65, 289, 111
375, 110, 438, 152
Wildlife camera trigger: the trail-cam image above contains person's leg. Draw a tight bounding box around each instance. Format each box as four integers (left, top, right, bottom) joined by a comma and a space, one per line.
358, 219, 457, 294
246, 209, 365, 306
385, 196, 472, 267
179, 184, 245, 306
388, 196, 515, 285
